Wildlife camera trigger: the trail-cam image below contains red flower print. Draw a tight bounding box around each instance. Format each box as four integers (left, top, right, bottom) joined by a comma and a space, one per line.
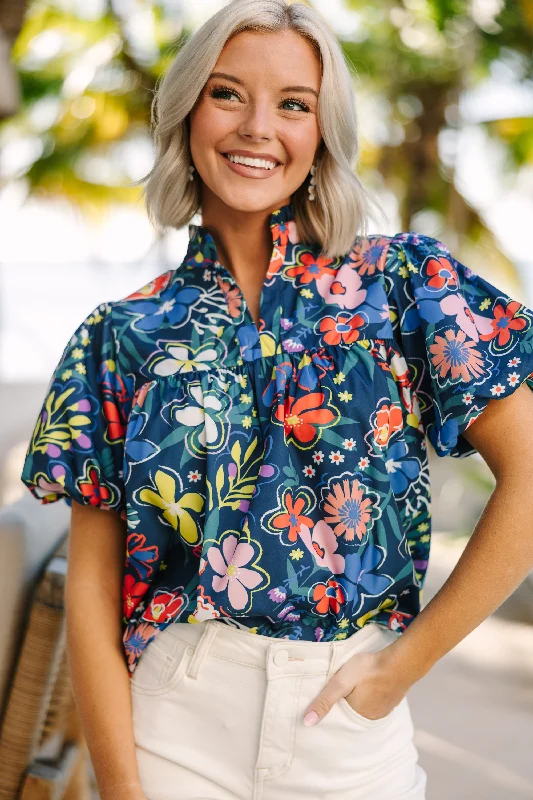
373, 403, 404, 447
134, 381, 152, 410
271, 222, 290, 248
286, 253, 337, 285
126, 532, 159, 581
323, 478, 374, 542
78, 465, 111, 507
268, 246, 286, 277
319, 313, 365, 345
125, 271, 172, 300
348, 237, 389, 276
123, 573, 150, 619
143, 589, 186, 624
429, 329, 485, 382
478, 300, 527, 347
425, 256, 459, 290
313, 578, 346, 615
217, 276, 243, 319
275, 391, 336, 444
103, 398, 126, 442
271, 491, 315, 543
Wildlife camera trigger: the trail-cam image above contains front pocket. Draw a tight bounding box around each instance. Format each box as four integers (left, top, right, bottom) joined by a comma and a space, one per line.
131, 632, 193, 697
337, 694, 397, 729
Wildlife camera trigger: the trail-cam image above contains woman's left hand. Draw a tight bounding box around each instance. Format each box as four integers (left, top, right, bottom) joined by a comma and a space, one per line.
302, 643, 414, 727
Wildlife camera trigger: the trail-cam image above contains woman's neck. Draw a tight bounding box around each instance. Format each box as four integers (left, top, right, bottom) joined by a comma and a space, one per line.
200, 193, 290, 326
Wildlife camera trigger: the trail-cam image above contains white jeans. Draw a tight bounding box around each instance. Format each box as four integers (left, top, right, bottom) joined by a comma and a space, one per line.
131, 619, 427, 800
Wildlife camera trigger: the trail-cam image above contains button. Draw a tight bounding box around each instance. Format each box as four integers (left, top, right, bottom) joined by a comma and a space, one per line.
273, 649, 289, 666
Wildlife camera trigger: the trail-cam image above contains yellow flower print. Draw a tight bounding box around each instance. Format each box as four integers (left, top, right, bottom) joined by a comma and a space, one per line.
356, 597, 396, 627
139, 469, 204, 544
333, 372, 345, 385
75, 363, 86, 375
290, 548, 304, 560
338, 618, 349, 629
72, 348, 84, 360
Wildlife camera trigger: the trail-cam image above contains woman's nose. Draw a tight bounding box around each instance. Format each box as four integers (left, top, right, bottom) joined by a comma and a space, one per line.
237, 102, 275, 141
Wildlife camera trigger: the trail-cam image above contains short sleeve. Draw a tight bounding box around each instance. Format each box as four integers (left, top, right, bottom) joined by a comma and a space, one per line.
385, 232, 533, 458
21, 302, 134, 512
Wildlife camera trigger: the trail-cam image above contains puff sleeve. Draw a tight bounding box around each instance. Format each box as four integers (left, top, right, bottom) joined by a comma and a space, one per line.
385, 232, 533, 458
21, 302, 134, 512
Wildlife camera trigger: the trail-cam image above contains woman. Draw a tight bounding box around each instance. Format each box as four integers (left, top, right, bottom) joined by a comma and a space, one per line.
21, 1, 533, 799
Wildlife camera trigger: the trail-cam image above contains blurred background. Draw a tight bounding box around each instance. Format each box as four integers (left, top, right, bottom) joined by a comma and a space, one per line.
0, 0, 532, 797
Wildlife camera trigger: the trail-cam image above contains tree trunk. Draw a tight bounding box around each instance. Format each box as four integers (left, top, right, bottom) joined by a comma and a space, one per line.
0, 0, 28, 119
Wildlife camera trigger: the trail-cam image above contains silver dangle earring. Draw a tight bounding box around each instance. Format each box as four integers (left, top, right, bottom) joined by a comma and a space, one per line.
188, 165, 195, 182
308, 163, 317, 201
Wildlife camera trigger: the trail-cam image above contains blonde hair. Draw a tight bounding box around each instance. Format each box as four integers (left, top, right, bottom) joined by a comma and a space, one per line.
141, 0, 387, 257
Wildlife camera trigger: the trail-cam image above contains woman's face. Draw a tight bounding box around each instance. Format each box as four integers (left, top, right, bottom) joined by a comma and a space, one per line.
189, 29, 322, 217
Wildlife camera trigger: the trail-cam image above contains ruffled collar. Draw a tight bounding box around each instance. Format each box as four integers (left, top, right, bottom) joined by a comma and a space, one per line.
185, 202, 294, 271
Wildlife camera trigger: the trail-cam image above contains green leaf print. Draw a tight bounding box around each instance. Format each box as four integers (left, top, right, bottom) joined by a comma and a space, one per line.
386, 504, 404, 541
375, 518, 388, 550
286, 559, 299, 593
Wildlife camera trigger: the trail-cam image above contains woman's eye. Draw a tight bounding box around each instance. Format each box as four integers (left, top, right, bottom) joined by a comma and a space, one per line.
210, 87, 241, 102
281, 99, 310, 113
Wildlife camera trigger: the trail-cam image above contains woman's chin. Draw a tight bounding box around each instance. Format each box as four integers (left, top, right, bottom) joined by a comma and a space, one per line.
212, 190, 293, 216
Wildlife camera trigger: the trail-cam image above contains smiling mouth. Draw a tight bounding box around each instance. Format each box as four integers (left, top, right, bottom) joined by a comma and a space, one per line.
222, 153, 281, 171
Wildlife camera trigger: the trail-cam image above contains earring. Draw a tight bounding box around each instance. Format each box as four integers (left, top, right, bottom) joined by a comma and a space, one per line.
308, 163, 317, 201
188, 165, 195, 182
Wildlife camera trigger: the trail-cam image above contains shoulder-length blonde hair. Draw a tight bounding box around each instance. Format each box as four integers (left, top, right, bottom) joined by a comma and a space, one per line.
141, 0, 386, 258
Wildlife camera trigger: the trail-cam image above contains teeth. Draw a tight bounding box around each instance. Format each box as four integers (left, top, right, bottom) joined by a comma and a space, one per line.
226, 154, 278, 170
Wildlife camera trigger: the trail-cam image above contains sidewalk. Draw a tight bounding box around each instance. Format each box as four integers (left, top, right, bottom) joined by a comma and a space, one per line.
409, 531, 533, 799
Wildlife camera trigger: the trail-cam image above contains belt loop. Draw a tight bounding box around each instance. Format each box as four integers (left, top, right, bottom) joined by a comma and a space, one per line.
186, 620, 218, 680
326, 641, 341, 681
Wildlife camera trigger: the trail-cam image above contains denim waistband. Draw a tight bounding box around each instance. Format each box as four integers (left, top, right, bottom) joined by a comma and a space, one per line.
162, 619, 398, 682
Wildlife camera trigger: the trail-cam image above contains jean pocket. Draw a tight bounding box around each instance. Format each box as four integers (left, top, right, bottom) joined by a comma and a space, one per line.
131, 627, 193, 697
337, 694, 398, 729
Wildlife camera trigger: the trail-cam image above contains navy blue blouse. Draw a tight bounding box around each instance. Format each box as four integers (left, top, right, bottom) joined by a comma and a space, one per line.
21, 203, 533, 676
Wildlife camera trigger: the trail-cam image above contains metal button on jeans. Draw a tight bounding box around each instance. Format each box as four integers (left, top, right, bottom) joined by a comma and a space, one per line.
273, 649, 289, 666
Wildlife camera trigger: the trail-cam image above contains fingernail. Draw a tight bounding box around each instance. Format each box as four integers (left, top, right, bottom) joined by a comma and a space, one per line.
304, 710, 319, 727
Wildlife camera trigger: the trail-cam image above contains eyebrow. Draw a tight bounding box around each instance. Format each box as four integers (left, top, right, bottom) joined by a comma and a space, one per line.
208, 72, 319, 98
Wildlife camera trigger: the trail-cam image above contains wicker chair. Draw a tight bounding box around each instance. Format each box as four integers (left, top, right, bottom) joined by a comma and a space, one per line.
0, 496, 93, 799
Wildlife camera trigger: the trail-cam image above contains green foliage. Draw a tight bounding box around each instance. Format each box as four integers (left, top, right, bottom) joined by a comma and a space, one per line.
2, 0, 532, 237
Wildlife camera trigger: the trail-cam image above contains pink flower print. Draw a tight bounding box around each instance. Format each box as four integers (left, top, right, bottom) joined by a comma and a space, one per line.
315, 264, 367, 310
439, 294, 493, 342
35, 464, 66, 499
288, 220, 300, 244
207, 534, 263, 610
429, 329, 485, 382
298, 520, 345, 574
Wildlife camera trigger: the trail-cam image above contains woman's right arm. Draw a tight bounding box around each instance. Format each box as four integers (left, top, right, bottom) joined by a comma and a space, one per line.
66, 500, 146, 800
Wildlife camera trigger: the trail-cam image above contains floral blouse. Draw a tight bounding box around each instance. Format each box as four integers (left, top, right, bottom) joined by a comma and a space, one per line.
21, 203, 533, 676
